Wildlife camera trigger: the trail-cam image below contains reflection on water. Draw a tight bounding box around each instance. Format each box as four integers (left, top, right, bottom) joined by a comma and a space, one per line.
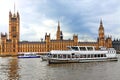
8, 57, 19, 80
0, 55, 120, 80
0, 57, 19, 80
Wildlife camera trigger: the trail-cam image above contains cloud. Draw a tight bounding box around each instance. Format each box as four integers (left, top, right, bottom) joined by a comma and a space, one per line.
0, 0, 120, 41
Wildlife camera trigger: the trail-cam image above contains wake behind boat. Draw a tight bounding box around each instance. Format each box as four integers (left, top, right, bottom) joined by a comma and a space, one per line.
18, 52, 40, 58
47, 46, 118, 64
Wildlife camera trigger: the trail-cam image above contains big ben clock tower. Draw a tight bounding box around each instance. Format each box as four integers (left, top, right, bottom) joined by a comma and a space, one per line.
98, 20, 105, 47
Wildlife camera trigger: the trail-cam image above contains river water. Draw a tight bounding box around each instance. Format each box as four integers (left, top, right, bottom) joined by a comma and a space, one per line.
0, 55, 120, 80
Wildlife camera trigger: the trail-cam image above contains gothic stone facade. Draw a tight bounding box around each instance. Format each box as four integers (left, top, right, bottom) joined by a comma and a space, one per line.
112, 39, 120, 53
0, 11, 112, 56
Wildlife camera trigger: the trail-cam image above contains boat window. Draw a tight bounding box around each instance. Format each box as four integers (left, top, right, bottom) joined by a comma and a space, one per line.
75, 55, 79, 58
71, 47, 79, 51
79, 47, 86, 51
58, 54, 62, 58
53, 54, 57, 58
94, 54, 97, 57
98, 54, 100, 57
104, 54, 106, 57
87, 54, 91, 58
87, 47, 93, 51
101, 54, 103, 57
81, 55, 86, 58
91, 54, 94, 58
63, 54, 66, 58
68, 55, 71, 58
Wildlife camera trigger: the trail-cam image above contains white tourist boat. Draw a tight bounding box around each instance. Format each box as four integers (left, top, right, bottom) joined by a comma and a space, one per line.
47, 46, 118, 64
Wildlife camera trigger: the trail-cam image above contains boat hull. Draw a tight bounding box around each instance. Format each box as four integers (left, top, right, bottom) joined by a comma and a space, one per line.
48, 57, 118, 64
40, 55, 48, 61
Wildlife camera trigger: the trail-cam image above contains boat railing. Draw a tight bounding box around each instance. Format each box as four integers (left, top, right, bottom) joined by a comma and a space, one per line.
49, 52, 108, 59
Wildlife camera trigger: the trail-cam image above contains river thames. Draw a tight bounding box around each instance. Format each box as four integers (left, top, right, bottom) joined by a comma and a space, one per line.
0, 55, 120, 80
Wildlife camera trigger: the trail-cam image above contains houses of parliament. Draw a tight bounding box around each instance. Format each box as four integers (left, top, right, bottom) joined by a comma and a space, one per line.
0, 10, 112, 56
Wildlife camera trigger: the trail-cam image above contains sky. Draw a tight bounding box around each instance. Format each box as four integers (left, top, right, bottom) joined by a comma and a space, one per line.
0, 0, 120, 42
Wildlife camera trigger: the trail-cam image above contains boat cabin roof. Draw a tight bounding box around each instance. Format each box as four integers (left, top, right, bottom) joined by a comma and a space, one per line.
50, 46, 108, 55
67, 46, 95, 51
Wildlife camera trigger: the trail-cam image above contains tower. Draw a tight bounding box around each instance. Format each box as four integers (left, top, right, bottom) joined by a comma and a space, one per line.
9, 6, 20, 55
106, 36, 112, 48
98, 19, 105, 47
56, 21, 61, 40
9, 11, 20, 41
45, 33, 51, 51
73, 34, 78, 46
